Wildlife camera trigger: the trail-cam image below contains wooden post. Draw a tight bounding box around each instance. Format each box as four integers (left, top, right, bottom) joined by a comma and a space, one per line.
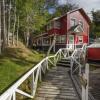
39, 65, 42, 82
54, 56, 56, 66
13, 91, 16, 100
82, 63, 89, 100
31, 72, 35, 97
60, 49, 61, 59
46, 57, 48, 69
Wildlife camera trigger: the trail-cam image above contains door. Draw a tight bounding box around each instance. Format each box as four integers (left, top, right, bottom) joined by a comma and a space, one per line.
68, 35, 74, 50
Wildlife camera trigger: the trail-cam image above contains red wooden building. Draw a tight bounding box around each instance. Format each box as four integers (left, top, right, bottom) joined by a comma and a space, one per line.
36, 8, 91, 52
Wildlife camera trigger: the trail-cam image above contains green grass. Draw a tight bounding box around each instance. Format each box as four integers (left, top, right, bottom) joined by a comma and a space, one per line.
0, 41, 46, 94
0, 41, 55, 97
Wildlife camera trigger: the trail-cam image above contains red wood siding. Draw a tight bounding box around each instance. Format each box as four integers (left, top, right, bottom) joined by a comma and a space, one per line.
88, 48, 100, 60
67, 10, 89, 44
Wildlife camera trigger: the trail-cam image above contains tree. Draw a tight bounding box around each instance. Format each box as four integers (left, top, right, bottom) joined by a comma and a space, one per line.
90, 9, 100, 38
16, 13, 19, 46
12, 0, 16, 46
7, 0, 11, 46
0, 0, 1, 53
1, 0, 6, 52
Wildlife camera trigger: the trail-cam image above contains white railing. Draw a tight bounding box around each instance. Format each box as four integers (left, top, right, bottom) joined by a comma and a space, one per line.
0, 48, 70, 100
70, 43, 87, 74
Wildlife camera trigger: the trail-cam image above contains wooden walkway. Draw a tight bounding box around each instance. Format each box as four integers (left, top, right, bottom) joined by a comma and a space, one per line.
35, 66, 77, 100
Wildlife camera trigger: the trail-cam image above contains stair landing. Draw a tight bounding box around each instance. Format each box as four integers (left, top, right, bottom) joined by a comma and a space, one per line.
35, 66, 77, 100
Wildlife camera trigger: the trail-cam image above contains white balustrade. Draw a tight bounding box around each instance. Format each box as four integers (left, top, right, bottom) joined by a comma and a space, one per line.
0, 48, 70, 100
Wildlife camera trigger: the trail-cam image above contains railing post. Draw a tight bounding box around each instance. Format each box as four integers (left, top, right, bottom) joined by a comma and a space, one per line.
70, 58, 72, 74
46, 57, 48, 69
82, 63, 89, 100
39, 65, 42, 82
60, 49, 61, 59
13, 91, 16, 100
31, 71, 35, 97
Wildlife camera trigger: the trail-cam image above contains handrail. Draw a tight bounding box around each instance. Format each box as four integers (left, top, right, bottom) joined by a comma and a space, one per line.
70, 43, 87, 74
0, 48, 70, 100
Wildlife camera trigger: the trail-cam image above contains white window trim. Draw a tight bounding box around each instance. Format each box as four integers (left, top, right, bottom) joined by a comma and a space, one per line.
43, 37, 51, 45
79, 36, 83, 43
61, 35, 66, 43
56, 35, 66, 43
79, 20, 84, 29
70, 17, 76, 26
37, 37, 41, 45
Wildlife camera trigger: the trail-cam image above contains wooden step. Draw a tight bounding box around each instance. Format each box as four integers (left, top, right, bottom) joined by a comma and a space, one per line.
59, 60, 70, 64
57, 63, 70, 67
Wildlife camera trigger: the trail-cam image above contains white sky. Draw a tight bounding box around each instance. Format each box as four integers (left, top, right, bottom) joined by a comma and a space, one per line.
58, 0, 100, 19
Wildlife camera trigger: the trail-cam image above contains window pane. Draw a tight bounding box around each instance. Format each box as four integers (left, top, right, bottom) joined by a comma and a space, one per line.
61, 35, 65, 43
37, 37, 41, 45
79, 21, 83, 28
55, 20, 60, 28
51, 22, 54, 29
71, 18, 75, 26
79, 37, 83, 43
56, 36, 60, 43
43, 38, 50, 44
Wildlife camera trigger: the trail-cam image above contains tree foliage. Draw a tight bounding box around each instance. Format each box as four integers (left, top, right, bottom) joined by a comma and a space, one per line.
90, 9, 100, 38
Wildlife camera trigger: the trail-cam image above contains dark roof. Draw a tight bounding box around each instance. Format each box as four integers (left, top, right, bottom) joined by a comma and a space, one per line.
68, 25, 79, 31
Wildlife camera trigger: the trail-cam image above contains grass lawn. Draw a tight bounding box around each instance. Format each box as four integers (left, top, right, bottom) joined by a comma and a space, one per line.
0, 41, 54, 95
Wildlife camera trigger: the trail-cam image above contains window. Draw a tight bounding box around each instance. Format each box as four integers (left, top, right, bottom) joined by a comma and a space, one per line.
56, 36, 60, 43
55, 19, 60, 28
79, 36, 83, 43
43, 38, 51, 45
61, 35, 66, 43
37, 37, 41, 45
71, 18, 76, 26
56, 35, 66, 43
79, 21, 83, 28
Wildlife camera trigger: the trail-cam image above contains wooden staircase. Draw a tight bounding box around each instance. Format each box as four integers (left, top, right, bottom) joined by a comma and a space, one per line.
57, 57, 71, 67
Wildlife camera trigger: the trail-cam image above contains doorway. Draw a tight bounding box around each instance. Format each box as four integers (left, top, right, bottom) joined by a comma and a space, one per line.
68, 35, 74, 50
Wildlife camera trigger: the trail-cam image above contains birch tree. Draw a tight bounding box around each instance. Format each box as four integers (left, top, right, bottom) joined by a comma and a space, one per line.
1, 0, 6, 52
12, 0, 16, 46
7, 0, 11, 46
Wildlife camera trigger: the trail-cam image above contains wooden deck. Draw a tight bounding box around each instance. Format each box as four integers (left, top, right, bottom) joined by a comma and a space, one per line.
35, 66, 77, 100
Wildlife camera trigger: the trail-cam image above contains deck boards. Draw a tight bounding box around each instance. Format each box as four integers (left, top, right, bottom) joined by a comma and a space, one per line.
35, 66, 77, 100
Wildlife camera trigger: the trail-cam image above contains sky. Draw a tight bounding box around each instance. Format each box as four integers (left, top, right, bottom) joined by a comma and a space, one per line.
58, 0, 100, 19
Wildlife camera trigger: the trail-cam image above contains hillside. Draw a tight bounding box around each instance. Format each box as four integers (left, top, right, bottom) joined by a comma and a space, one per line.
0, 41, 44, 94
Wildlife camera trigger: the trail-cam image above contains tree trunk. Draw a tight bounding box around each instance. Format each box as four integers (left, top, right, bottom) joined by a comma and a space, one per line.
7, 0, 11, 46
0, 0, 1, 53
1, 0, 6, 52
46, 36, 56, 57
12, 0, 16, 46
17, 13, 19, 46
26, 15, 29, 47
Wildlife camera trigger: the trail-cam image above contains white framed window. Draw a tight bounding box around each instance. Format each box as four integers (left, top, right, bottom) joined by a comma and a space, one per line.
55, 19, 60, 28
61, 35, 66, 43
79, 20, 83, 29
71, 18, 76, 26
56, 35, 66, 43
43, 37, 51, 45
37, 37, 41, 45
79, 36, 83, 43
56, 36, 61, 43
